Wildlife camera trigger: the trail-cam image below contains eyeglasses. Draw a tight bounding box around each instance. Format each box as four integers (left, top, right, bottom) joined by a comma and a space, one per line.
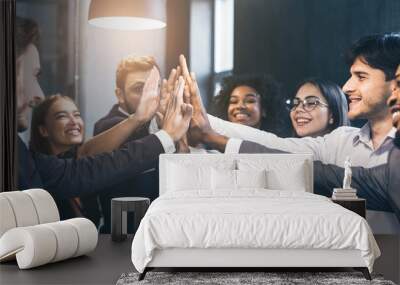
288, 96, 329, 112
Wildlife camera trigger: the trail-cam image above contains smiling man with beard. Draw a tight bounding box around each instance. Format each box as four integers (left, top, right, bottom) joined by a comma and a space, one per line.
313, 68, 400, 224
93, 56, 162, 233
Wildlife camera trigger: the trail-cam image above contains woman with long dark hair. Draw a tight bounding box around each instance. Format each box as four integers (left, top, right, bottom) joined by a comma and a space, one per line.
288, 78, 350, 137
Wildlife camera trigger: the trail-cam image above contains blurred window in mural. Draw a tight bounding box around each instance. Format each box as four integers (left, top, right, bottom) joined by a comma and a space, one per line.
214, 0, 234, 73
213, 0, 234, 96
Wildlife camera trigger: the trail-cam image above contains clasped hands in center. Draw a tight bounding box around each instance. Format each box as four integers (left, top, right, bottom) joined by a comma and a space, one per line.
138, 54, 214, 152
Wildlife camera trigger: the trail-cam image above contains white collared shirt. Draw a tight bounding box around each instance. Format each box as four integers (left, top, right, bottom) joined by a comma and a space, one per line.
209, 114, 396, 167
148, 113, 212, 153
118, 106, 130, 117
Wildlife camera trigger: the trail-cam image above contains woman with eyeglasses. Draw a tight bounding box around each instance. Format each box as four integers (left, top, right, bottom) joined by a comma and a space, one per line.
210, 74, 290, 137
288, 78, 350, 137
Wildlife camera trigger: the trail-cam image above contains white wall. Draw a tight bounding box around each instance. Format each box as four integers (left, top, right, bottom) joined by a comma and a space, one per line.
78, 0, 166, 139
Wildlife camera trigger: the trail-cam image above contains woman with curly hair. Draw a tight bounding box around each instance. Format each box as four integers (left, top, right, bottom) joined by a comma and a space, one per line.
210, 74, 289, 136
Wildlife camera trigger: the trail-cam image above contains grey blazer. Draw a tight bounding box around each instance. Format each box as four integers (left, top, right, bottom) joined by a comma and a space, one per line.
239, 140, 400, 224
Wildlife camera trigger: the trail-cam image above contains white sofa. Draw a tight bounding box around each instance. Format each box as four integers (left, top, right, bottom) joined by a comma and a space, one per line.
0, 189, 98, 269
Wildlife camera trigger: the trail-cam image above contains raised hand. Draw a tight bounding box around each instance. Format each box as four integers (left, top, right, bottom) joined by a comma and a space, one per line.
162, 76, 193, 142
134, 67, 161, 123
156, 66, 182, 127
179, 55, 213, 146
161, 66, 189, 151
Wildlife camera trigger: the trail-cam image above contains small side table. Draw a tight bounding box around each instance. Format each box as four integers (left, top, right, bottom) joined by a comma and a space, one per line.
111, 197, 150, 242
332, 198, 366, 218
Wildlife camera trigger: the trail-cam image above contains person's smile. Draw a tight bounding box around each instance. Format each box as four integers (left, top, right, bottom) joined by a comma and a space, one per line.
65, 125, 82, 137
233, 109, 251, 121
348, 95, 363, 111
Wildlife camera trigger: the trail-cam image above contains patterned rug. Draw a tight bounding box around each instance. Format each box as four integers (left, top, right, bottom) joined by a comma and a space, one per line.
116, 271, 396, 285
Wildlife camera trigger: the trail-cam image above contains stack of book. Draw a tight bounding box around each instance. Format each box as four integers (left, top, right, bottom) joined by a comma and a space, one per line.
332, 188, 358, 200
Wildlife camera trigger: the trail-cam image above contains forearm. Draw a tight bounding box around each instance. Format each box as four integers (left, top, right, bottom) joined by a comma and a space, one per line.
208, 114, 326, 159
176, 136, 190, 153
201, 131, 229, 152
239, 140, 288, 154
78, 115, 145, 157
36, 134, 165, 199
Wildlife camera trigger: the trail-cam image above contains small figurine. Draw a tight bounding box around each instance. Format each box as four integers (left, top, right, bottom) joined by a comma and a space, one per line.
343, 156, 352, 189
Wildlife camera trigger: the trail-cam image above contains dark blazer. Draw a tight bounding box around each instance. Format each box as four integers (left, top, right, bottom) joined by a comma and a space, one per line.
17, 134, 164, 200
94, 104, 151, 141
239, 140, 400, 224
93, 104, 159, 233
53, 146, 101, 224
18, 136, 43, 190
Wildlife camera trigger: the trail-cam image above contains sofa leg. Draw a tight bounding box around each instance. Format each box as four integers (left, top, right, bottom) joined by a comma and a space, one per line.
138, 268, 148, 281
354, 267, 371, 280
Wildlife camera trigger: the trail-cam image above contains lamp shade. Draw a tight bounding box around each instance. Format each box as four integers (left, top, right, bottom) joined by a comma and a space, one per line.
88, 0, 166, 31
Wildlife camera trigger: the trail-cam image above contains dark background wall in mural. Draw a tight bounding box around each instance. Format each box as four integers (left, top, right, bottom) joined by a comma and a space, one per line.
234, 0, 400, 96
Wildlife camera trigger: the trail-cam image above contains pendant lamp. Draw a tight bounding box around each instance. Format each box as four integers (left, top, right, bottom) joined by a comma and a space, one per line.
88, 0, 166, 31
